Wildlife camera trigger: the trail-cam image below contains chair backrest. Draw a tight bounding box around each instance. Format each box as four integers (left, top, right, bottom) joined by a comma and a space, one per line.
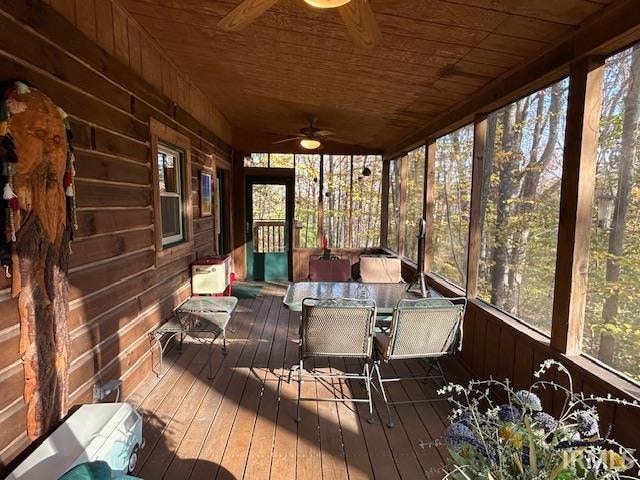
382, 297, 466, 360
308, 258, 352, 282
359, 255, 402, 283
301, 297, 376, 358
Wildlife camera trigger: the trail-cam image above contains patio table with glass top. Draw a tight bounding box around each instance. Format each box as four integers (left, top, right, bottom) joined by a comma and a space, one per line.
152, 296, 238, 378
282, 281, 441, 314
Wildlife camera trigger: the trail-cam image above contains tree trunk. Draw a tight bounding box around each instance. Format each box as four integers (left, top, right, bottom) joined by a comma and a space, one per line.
389, 162, 399, 248
365, 163, 377, 247
507, 84, 562, 313
498, 100, 527, 312
479, 114, 498, 284
598, 46, 640, 364
443, 131, 464, 279
491, 103, 521, 308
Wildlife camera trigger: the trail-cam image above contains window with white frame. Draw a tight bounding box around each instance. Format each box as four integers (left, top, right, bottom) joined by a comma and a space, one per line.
157, 143, 185, 246
149, 118, 193, 263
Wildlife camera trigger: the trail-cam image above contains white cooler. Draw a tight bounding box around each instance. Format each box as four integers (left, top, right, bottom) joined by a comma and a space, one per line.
192, 255, 232, 295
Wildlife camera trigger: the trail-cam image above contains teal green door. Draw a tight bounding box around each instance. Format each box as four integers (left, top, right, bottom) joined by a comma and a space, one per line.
246, 179, 292, 281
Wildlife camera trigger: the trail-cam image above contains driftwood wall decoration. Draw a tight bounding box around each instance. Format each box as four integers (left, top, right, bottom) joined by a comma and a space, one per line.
0, 82, 77, 439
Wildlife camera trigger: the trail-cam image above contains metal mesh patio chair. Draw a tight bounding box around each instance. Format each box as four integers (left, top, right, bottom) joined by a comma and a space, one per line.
290, 297, 377, 423
373, 297, 466, 427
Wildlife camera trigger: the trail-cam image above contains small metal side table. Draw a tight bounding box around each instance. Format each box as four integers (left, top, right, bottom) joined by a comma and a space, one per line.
151, 296, 238, 378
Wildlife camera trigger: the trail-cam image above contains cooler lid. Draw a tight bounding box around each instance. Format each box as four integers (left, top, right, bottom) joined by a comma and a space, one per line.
192, 254, 230, 266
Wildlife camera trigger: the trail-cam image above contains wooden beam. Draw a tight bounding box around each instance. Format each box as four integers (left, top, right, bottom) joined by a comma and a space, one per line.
398, 154, 409, 256
231, 151, 247, 279
424, 140, 436, 272
551, 57, 604, 355
380, 159, 390, 249
221, 166, 233, 255
385, 0, 640, 159
465, 115, 488, 298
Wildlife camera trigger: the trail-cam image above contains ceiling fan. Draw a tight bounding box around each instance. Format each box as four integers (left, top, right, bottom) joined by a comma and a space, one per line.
218, 0, 381, 49
272, 116, 335, 150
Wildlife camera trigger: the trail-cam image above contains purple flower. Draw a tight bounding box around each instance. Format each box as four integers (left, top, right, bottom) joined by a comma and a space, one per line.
575, 411, 599, 438
443, 422, 496, 462
533, 412, 557, 433
443, 422, 476, 448
498, 404, 522, 422
514, 390, 542, 412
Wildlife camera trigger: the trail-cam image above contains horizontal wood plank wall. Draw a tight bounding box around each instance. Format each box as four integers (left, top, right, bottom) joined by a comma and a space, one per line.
0, 2, 231, 470
43, 0, 232, 145
400, 260, 640, 456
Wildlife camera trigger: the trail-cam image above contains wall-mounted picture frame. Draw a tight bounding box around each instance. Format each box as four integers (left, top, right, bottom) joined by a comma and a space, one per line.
200, 170, 213, 217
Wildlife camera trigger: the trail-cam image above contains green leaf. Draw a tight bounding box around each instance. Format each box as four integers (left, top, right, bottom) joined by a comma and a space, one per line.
555, 470, 575, 480
448, 449, 471, 468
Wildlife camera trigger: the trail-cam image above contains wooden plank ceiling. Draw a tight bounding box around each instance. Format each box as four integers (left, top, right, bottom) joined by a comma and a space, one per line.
120, 0, 613, 152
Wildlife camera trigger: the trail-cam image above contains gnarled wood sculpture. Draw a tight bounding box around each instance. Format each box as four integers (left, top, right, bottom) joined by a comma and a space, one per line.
0, 82, 76, 439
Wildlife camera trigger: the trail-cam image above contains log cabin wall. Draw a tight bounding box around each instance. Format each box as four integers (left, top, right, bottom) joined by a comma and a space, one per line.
0, 1, 232, 469
45, 0, 232, 145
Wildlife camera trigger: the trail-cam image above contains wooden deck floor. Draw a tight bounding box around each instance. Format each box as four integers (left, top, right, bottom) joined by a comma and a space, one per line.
127, 283, 462, 480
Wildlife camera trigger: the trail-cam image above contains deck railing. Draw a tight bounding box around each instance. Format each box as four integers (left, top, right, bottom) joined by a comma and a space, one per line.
253, 219, 287, 253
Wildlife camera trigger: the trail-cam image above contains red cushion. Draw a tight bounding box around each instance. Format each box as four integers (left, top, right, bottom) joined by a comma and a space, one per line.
308, 259, 352, 282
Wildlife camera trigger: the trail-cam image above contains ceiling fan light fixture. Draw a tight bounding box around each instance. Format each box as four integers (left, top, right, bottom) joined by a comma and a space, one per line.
304, 0, 351, 9
300, 138, 322, 150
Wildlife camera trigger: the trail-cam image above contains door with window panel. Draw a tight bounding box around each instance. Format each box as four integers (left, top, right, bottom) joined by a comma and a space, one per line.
246, 177, 293, 281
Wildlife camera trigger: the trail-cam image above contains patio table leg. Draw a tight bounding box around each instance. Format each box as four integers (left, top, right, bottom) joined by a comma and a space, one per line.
207, 337, 216, 379
295, 358, 303, 423
222, 329, 228, 355
150, 332, 164, 377
152, 331, 181, 378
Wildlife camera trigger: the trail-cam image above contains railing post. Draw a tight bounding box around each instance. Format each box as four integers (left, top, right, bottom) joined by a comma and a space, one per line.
294, 220, 301, 249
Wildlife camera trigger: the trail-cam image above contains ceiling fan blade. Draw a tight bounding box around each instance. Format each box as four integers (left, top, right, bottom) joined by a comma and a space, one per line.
338, 0, 381, 49
218, 0, 280, 31
327, 136, 354, 144
272, 137, 302, 144
314, 130, 335, 137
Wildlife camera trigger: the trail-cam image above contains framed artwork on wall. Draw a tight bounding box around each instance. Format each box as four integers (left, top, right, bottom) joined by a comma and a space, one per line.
200, 170, 213, 217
